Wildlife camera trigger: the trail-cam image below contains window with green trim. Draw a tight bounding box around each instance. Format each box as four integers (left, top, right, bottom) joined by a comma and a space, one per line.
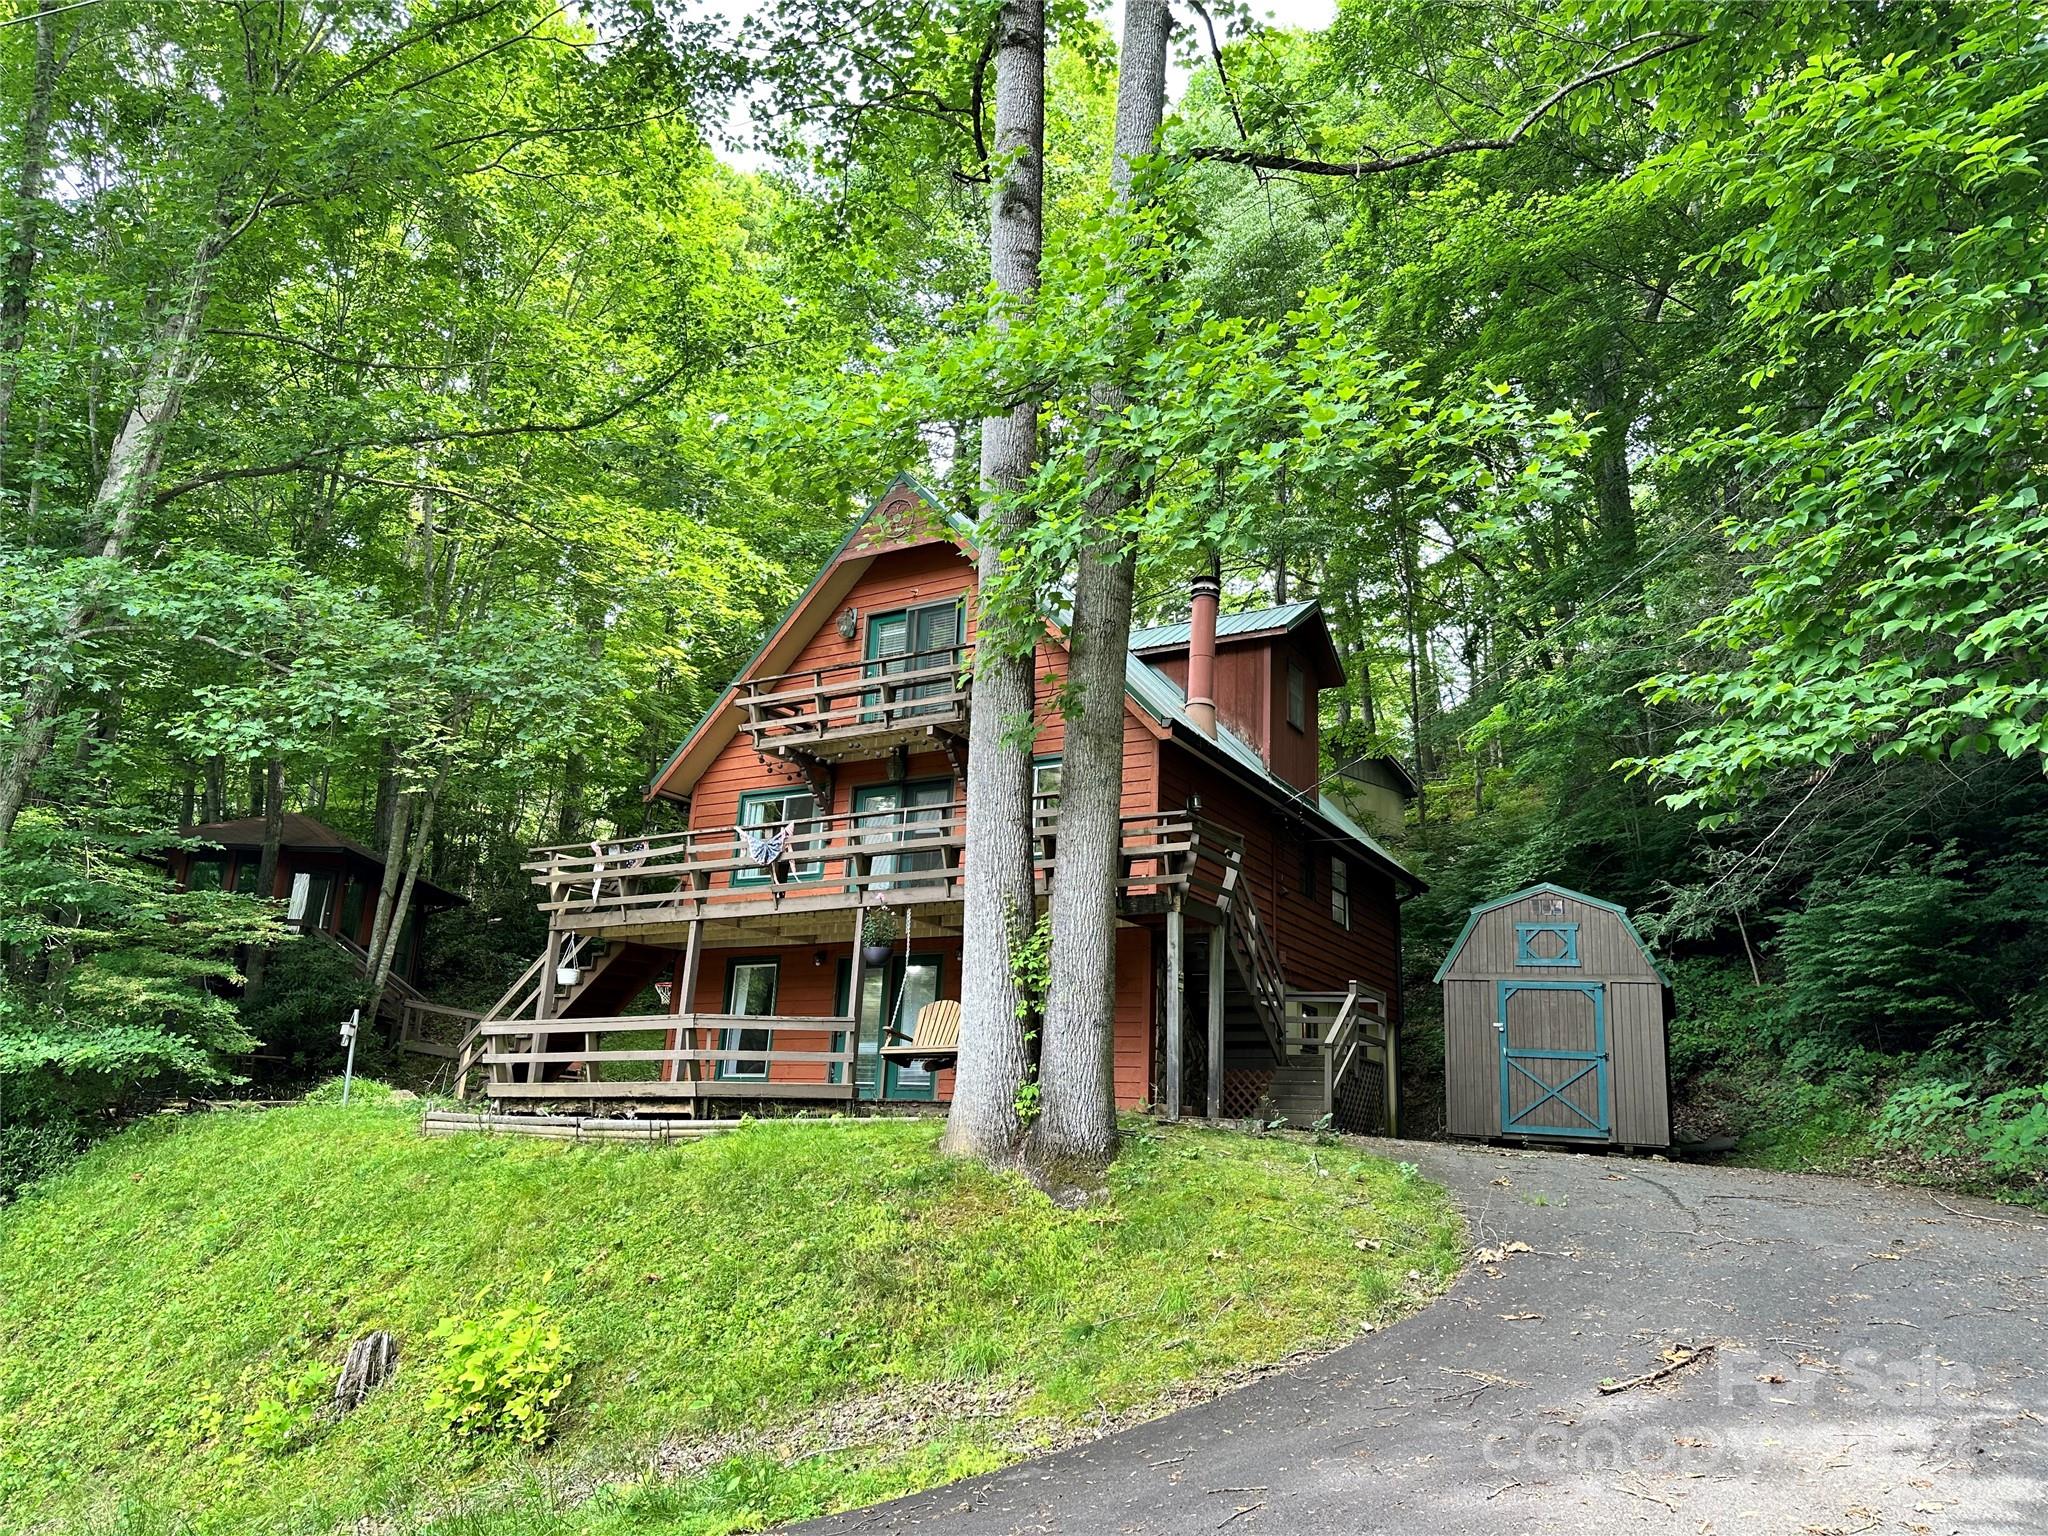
733, 787, 820, 882
1032, 756, 1062, 811
720, 959, 778, 1078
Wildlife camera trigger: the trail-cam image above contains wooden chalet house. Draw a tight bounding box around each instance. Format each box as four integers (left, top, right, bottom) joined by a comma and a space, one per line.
171, 812, 461, 989
459, 478, 1419, 1131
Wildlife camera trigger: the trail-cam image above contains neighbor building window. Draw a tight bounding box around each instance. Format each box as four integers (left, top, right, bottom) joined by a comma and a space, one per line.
1287, 663, 1307, 731
1330, 856, 1351, 929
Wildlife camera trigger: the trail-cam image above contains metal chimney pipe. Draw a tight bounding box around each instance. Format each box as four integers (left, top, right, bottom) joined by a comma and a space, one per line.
1186, 573, 1220, 736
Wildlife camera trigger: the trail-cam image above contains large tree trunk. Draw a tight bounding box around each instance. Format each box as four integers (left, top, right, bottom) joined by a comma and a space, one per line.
0, 1, 66, 481
246, 757, 286, 988
943, 0, 1048, 1165
0, 255, 213, 848
1028, 0, 1171, 1178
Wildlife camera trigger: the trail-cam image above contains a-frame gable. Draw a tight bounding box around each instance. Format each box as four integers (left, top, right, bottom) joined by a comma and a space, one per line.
647, 476, 964, 803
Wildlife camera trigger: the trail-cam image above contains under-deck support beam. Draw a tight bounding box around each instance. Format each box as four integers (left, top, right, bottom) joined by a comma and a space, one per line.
1207, 924, 1225, 1121
1164, 904, 1184, 1121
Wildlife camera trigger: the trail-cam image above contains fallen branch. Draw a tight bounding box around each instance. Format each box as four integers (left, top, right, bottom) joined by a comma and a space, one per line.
1597, 1343, 1714, 1395
1933, 1195, 2033, 1227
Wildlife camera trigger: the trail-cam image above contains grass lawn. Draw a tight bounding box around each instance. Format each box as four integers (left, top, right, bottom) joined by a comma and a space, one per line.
0, 1087, 1462, 1535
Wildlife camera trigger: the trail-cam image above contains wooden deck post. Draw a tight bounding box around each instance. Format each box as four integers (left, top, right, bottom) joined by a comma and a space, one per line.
1206, 924, 1225, 1122
1385, 1008, 1400, 1137
539, 927, 561, 1019
1164, 904, 1184, 1121
845, 904, 868, 1098
676, 917, 704, 1082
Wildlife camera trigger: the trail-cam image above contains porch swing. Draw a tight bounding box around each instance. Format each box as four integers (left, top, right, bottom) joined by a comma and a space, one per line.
876, 903, 961, 1068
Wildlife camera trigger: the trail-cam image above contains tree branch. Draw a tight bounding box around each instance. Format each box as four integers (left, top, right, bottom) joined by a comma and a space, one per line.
1186, 33, 1703, 177
152, 355, 704, 506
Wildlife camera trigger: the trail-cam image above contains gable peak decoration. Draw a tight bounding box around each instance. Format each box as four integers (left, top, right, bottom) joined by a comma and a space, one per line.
849, 474, 953, 557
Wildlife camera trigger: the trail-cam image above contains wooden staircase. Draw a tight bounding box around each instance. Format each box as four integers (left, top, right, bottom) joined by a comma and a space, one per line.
449, 939, 671, 1098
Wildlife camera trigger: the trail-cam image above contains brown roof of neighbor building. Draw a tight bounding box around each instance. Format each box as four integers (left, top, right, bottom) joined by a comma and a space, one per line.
182, 813, 464, 907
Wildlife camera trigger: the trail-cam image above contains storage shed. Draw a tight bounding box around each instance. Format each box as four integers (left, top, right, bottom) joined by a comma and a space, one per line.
1435, 883, 1672, 1149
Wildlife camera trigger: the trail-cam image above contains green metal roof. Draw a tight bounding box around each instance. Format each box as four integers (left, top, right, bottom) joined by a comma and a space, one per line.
1431, 882, 1670, 985
1129, 600, 1321, 652
1125, 658, 1417, 889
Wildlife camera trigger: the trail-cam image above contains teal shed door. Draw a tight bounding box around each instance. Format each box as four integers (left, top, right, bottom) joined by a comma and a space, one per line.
1496, 981, 1609, 1138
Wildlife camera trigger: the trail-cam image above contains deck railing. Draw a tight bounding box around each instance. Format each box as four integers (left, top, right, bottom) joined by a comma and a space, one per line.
735, 650, 970, 755
476, 1013, 857, 1102
523, 799, 1201, 929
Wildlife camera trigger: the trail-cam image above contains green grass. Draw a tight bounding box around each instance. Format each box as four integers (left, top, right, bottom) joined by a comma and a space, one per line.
0, 1087, 1461, 1536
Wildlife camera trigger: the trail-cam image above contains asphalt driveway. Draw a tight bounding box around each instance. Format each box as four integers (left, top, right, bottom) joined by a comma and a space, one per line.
802, 1139, 2048, 1535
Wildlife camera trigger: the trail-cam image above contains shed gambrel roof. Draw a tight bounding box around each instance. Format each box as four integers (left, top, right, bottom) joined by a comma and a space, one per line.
1432, 882, 1669, 985
646, 477, 1420, 892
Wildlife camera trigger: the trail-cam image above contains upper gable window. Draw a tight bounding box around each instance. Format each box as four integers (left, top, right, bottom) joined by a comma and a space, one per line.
1287, 662, 1307, 731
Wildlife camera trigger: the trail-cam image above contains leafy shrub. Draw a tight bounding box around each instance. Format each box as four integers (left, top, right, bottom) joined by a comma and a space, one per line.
238, 1362, 330, 1456
0, 1112, 81, 1202
424, 1303, 572, 1447
1665, 955, 1761, 1080
1876, 1078, 2048, 1185
235, 939, 375, 1088
0, 812, 291, 1117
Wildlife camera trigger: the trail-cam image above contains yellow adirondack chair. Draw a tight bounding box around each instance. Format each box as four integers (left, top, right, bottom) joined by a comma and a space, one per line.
880, 998, 961, 1065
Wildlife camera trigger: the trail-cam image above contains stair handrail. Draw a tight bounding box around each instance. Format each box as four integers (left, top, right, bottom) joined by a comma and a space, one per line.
1217, 846, 1287, 1058
451, 933, 595, 1099
1321, 982, 1362, 1119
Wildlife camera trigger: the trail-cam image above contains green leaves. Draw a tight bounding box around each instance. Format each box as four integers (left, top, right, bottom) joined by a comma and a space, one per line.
424, 1301, 574, 1448
1635, 9, 2048, 800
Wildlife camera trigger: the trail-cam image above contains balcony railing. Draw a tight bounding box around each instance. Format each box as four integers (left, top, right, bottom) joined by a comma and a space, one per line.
476, 1013, 857, 1102
524, 799, 1214, 930
734, 650, 969, 759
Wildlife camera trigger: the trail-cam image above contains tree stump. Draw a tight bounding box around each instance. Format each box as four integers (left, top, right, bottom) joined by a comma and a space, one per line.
331, 1331, 398, 1417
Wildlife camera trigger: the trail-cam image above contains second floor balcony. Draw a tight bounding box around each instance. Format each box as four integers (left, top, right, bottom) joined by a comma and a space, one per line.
525, 801, 1245, 936
735, 649, 970, 762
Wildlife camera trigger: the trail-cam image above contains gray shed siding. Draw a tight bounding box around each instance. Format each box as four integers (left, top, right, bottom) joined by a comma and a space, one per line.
1443, 979, 1498, 1137
1437, 885, 1671, 1149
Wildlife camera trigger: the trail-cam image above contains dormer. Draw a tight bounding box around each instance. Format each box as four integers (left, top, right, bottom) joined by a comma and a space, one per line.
1130, 597, 1345, 793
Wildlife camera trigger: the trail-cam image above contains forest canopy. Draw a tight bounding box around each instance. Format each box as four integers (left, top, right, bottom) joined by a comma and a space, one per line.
1, 0, 2044, 1195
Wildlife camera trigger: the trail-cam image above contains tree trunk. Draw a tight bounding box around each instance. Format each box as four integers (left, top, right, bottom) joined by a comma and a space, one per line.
1028, 0, 1170, 1178
246, 757, 287, 988
0, 2, 64, 481
366, 766, 447, 1022
1587, 329, 1636, 565
0, 255, 213, 849
364, 792, 414, 989
943, 0, 1048, 1166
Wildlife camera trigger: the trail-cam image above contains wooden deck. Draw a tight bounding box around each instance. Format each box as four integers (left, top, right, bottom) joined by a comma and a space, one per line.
524, 802, 1221, 939
735, 652, 969, 761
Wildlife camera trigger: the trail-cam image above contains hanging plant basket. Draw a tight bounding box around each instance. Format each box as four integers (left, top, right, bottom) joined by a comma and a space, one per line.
860, 908, 901, 967
556, 962, 583, 989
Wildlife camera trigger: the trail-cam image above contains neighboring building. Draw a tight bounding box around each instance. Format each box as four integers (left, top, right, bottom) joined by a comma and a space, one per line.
170, 812, 462, 985
1333, 754, 1419, 838
1435, 882, 1673, 1150
470, 477, 1421, 1130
